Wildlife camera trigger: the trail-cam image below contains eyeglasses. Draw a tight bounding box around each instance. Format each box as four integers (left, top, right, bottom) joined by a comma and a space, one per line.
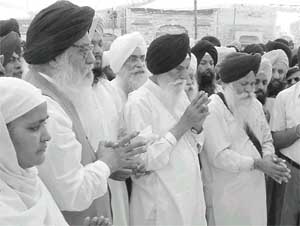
71, 43, 94, 58
287, 77, 300, 85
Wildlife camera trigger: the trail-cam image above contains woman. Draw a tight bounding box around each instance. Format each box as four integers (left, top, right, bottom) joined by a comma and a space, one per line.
0, 77, 110, 226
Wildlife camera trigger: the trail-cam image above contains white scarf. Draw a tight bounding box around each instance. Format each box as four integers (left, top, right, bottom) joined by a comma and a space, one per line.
0, 77, 68, 226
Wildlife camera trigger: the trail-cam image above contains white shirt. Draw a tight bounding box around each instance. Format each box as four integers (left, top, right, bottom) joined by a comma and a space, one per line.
37, 96, 110, 211
202, 94, 273, 225
270, 82, 300, 164
123, 79, 206, 226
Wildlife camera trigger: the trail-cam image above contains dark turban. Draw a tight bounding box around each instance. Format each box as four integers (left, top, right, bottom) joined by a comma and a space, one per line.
146, 33, 190, 75
219, 52, 261, 83
24, 0, 94, 64
191, 40, 218, 66
0, 31, 21, 66
265, 41, 292, 66
242, 44, 264, 55
201, 35, 221, 47
0, 19, 20, 37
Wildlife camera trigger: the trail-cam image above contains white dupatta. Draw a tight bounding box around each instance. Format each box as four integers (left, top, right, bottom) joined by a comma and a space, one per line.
0, 77, 68, 226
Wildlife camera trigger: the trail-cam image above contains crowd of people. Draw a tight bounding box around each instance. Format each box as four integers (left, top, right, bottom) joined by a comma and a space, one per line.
0, 0, 299, 226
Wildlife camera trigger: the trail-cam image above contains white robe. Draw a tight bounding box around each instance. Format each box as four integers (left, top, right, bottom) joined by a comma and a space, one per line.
202, 94, 273, 226
123, 79, 207, 226
93, 78, 129, 226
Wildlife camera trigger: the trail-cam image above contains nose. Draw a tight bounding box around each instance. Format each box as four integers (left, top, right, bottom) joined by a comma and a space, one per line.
85, 51, 95, 65
257, 81, 264, 90
273, 70, 280, 80
41, 126, 51, 143
245, 83, 254, 93
135, 57, 145, 68
93, 44, 103, 56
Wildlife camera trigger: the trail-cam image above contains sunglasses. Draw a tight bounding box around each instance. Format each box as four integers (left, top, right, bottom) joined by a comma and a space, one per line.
287, 77, 300, 85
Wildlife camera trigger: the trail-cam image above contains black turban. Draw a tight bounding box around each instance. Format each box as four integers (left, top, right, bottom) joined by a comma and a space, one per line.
191, 40, 218, 66
24, 0, 94, 64
146, 33, 190, 75
0, 18, 20, 37
265, 40, 292, 66
0, 31, 21, 66
201, 35, 221, 47
219, 52, 261, 83
242, 44, 264, 55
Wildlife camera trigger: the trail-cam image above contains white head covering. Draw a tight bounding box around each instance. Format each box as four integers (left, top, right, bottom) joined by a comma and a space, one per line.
189, 53, 197, 73
108, 32, 147, 74
0, 77, 68, 226
257, 57, 272, 84
88, 16, 104, 41
215, 46, 236, 65
263, 49, 289, 69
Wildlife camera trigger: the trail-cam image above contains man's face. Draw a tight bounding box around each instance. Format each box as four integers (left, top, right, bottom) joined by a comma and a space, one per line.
68, 33, 95, 86
5, 52, 23, 78
231, 70, 256, 102
255, 72, 268, 104
91, 31, 103, 69
120, 47, 147, 93
272, 62, 288, 81
7, 102, 51, 169
286, 71, 300, 88
197, 53, 214, 73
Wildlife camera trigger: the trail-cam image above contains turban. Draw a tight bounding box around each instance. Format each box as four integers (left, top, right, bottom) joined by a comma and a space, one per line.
191, 40, 218, 66
108, 32, 146, 74
146, 33, 190, 75
0, 18, 20, 37
215, 46, 236, 65
219, 52, 261, 83
265, 41, 292, 66
0, 31, 21, 66
263, 49, 289, 70
243, 44, 264, 55
257, 57, 272, 84
88, 17, 104, 41
200, 35, 221, 47
189, 53, 197, 73
24, 0, 94, 65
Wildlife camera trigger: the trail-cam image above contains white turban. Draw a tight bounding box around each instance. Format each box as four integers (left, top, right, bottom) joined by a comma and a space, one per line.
215, 46, 236, 65
88, 17, 104, 40
108, 32, 147, 74
263, 49, 289, 69
0, 77, 68, 226
257, 57, 272, 84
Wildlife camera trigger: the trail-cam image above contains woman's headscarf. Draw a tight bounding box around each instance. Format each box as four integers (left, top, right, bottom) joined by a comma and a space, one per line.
0, 77, 68, 226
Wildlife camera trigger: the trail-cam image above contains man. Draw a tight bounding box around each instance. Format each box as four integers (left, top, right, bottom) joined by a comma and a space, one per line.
23, 1, 145, 226
202, 52, 290, 225
191, 40, 219, 96
255, 57, 272, 121
109, 32, 148, 107
123, 33, 209, 226
0, 31, 23, 78
269, 70, 300, 225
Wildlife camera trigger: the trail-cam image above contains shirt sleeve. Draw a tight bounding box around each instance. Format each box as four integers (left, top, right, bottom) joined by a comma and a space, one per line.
37, 97, 110, 211
203, 104, 254, 173
270, 93, 287, 132
123, 98, 177, 171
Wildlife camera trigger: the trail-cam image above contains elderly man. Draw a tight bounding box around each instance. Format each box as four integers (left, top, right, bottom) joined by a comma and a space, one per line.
269, 67, 300, 225
23, 1, 145, 226
0, 31, 23, 78
202, 52, 290, 225
123, 33, 209, 226
108, 32, 148, 107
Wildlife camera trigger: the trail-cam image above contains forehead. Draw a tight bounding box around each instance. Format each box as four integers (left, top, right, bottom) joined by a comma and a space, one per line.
201, 53, 213, 61
92, 32, 103, 42
256, 72, 268, 81
273, 61, 288, 71
289, 71, 300, 78
130, 47, 144, 56
13, 102, 47, 124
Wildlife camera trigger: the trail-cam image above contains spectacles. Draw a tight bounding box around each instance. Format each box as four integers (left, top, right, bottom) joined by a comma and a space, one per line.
71, 43, 94, 58
287, 77, 300, 84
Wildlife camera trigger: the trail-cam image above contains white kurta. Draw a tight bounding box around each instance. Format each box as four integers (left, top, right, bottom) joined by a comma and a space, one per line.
94, 78, 129, 226
123, 79, 207, 226
202, 94, 274, 226
37, 95, 111, 211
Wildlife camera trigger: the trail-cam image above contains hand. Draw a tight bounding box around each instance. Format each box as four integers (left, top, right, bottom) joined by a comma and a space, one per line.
254, 155, 291, 183
83, 216, 112, 226
110, 168, 133, 181
132, 162, 151, 179
181, 91, 210, 130
97, 132, 147, 173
